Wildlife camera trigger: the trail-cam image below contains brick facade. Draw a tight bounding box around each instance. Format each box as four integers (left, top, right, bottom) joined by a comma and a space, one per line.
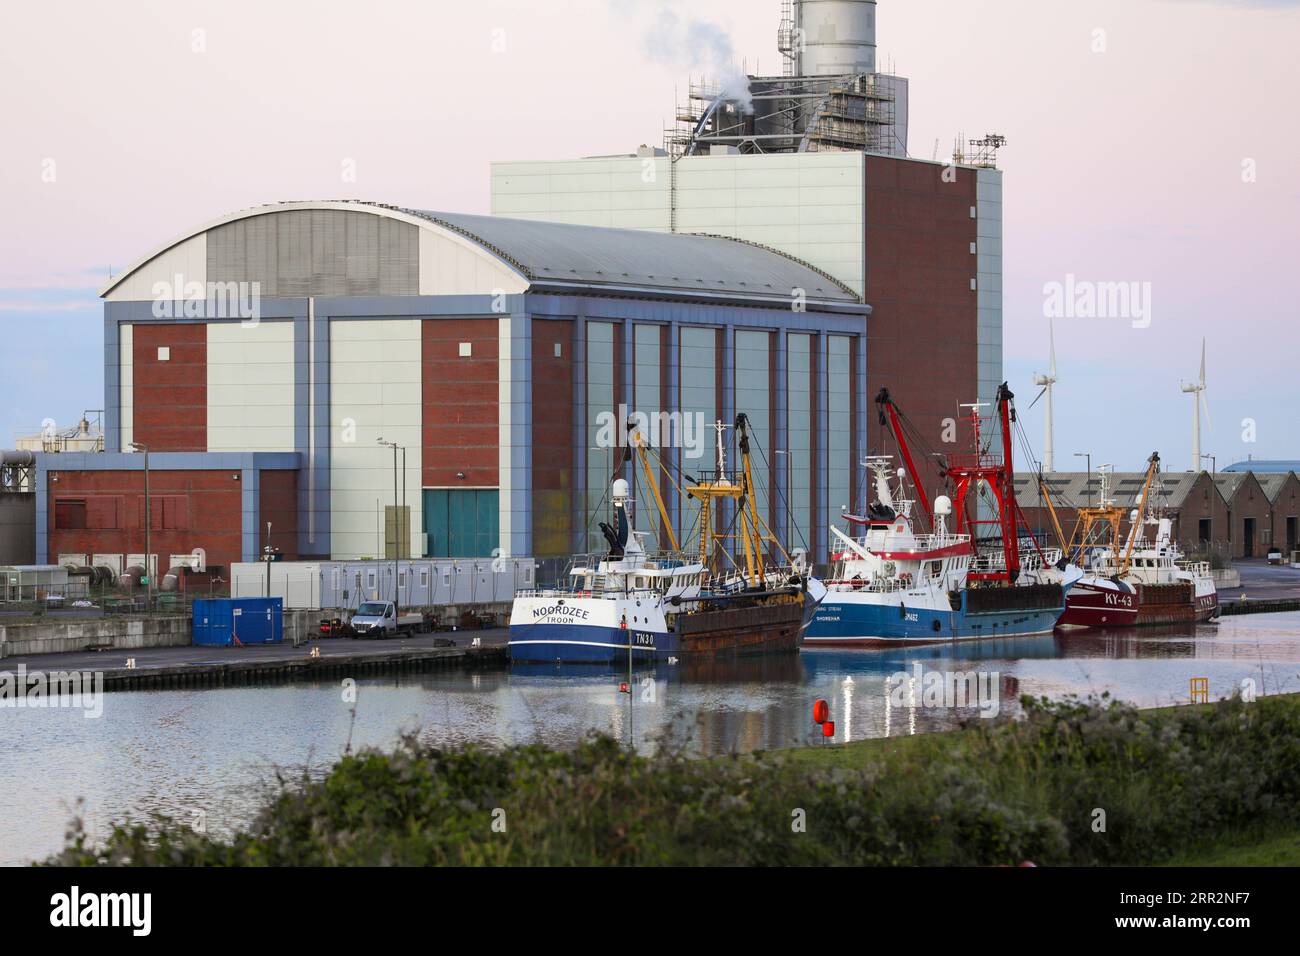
46, 467, 297, 577
421, 318, 499, 488
864, 156, 979, 494
131, 323, 207, 452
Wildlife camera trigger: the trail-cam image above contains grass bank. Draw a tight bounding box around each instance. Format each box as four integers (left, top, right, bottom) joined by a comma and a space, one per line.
48, 693, 1300, 866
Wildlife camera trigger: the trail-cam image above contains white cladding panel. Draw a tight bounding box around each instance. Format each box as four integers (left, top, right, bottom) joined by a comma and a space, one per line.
417, 227, 528, 296
207, 320, 296, 451
119, 324, 134, 449
976, 167, 1004, 410
329, 319, 424, 560
104, 233, 207, 302
490, 152, 866, 295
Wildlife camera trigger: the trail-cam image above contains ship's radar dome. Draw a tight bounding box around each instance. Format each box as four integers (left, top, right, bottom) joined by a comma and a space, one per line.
934, 495, 953, 516
612, 478, 630, 499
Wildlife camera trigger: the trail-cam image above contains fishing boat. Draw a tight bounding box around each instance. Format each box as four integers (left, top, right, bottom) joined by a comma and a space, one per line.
804, 385, 1075, 647
508, 414, 824, 664
1042, 454, 1220, 627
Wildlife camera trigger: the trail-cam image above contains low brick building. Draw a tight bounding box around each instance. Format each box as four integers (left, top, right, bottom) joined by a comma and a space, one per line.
39, 452, 300, 589
1211, 472, 1273, 559
1014, 469, 1228, 558
1256, 471, 1300, 557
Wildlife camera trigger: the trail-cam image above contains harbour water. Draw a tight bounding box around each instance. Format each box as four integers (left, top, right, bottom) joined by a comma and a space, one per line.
3, 612, 1298, 865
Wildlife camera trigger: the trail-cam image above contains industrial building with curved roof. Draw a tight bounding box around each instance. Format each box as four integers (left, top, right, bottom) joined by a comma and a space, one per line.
35, 200, 874, 576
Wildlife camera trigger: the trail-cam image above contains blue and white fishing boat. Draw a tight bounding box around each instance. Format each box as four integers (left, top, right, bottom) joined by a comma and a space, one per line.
509, 415, 824, 664
804, 385, 1078, 647
507, 478, 704, 663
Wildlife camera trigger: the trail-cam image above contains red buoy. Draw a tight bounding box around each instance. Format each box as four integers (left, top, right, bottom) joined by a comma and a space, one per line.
822, 720, 835, 738
813, 699, 829, 724
619, 682, 630, 694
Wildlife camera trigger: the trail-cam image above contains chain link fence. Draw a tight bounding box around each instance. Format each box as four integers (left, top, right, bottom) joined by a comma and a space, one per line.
0, 582, 232, 619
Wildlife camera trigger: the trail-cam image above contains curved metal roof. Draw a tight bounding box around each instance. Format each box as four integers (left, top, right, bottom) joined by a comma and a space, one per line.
398, 208, 859, 303
100, 200, 862, 305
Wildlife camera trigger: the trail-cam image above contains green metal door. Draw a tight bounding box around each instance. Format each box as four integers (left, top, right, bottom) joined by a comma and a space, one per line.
423, 489, 499, 557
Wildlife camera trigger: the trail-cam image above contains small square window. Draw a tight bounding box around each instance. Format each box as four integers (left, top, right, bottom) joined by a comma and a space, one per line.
459, 342, 472, 357
969, 242, 977, 255
157, 346, 170, 361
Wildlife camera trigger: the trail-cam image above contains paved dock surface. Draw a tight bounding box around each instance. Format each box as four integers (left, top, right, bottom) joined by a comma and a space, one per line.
1219, 560, 1300, 615
2, 627, 510, 690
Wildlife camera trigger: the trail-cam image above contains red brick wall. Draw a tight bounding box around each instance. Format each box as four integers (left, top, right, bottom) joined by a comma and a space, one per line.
47, 468, 297, 574
422, 319, 499, 487
1226, 475, 1273, 558
132, 323, 207, 452
864, 156, 978, 496
531, 319, 574, 556
1270, 475, 1300, 554
258, 470, 300, 561
48, 469, 242, 571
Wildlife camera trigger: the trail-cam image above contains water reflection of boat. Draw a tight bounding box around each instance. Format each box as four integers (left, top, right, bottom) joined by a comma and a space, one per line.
509, 653, 805, 686
658, 652, 805, 685
800, 633, 1062, 677
1050, 624, 1203, 659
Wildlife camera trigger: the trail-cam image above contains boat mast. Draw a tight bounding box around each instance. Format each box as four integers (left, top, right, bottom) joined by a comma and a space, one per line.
995, 383, 1021, 579
942, 384, 1021, 585
873, 387, 933, 526
1119, 452, 1161, 575
685, 420, 744, 576
736, 413, 766, 587
628, 425, 680, 552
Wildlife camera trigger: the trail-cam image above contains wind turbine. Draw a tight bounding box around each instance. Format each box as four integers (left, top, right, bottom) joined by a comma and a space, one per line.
1030, 319, 1058, 471
1180, 338, 1211, 471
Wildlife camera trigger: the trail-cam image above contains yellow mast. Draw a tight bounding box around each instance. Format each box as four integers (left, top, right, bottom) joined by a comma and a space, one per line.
631, 415, 791, 591
737, 416, 766, 585
1119, 453, 1161, 576
683, 419, 747, 582
628, 428, 680, 552
1034, 473, 1071, 554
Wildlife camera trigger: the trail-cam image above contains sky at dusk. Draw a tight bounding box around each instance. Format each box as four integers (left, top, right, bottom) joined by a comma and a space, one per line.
2, 0, 1297, 473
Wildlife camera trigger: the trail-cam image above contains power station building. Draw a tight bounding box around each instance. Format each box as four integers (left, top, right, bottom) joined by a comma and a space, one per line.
20, 0, 1009, 587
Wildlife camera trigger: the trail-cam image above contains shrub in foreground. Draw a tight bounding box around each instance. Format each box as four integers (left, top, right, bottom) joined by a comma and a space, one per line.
47, 694, 1300, 866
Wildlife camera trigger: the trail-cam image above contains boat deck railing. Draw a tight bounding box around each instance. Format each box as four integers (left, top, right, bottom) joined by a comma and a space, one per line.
564, 551, 694, 574
908, 532, 972, 552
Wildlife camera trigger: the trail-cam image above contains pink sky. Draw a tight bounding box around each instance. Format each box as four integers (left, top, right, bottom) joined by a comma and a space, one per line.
2, 0, 1298, 468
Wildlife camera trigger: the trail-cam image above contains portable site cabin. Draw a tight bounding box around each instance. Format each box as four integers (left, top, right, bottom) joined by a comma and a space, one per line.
229, 558, 535, 610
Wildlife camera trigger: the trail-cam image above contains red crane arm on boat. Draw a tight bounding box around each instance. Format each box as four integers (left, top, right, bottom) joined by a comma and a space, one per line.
875, 388, 933, 527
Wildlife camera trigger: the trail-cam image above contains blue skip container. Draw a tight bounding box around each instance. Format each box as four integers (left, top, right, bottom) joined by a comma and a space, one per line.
192, 598, 284, 646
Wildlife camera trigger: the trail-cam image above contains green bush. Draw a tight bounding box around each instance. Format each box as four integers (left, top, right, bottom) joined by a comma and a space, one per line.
47, 694, 1300, 866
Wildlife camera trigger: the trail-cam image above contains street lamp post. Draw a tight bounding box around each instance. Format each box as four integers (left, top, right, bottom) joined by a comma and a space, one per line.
401, 445, 407, 566
129, 442, 151, 609
1073, 452, 1091, 508
263, 521, 278, 597
377, 438, 401, 621
1199, 453, 1216, 474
